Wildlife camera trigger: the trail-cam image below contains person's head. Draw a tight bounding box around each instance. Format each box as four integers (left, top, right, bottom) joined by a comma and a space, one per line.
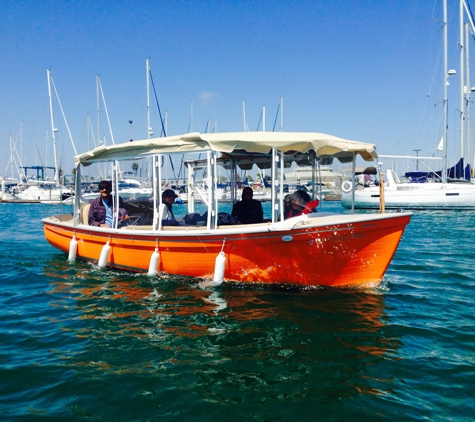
98, 180, 112, 198
162, 189, 178, 204
242, 187, 254, 201
297, 190, 311, 203
285, 191, 307, 211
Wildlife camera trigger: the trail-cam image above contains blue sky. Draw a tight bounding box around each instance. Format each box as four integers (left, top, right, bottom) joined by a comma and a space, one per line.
1, 0, 473, 177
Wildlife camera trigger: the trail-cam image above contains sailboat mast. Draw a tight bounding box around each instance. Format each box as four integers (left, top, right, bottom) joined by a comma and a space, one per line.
9, 134, 14, 181
98, 77, 115, 145
47, 69, 59, 186
20, 121, 23, 173
146, 58, 152, 139
96, 75, 101, 146
443, 0, 448, 183
280, 96, 284, 132
465, 23, 472, 171
461, 0, 475, 176
460, 0, 465, 164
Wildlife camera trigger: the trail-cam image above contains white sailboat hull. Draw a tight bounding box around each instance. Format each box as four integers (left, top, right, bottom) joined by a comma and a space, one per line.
82, 189, 152, 202
342, 182, 475, 209
13, 185, 72, 202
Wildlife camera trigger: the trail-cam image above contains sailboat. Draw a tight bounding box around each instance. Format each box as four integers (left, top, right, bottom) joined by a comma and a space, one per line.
342, 0, 475, 210
80, 73, 153, 203
7, 70, 73, 203
1, 131, 25, 201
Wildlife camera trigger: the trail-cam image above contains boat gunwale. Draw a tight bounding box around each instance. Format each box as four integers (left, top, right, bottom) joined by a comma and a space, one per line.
42, 210, 413, 239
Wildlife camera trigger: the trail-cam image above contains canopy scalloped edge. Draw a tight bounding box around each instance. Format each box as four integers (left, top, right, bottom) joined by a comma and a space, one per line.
74, 131, 377, 166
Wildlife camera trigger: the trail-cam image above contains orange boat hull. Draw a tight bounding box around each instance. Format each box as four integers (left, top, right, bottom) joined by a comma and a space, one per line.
43, 212, 411, 288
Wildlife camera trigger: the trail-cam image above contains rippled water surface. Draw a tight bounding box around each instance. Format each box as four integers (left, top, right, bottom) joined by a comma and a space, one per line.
0, 202, 474, 421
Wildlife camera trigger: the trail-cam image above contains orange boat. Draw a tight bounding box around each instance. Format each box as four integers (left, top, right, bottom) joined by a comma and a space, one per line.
42, 131, 412, 288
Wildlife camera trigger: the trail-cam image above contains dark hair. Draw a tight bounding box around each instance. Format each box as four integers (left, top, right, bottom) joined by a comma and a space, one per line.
296, 190, 311, 203
242, 187, 253, 198
98, 181, 112, 190
285, 191, 308, 210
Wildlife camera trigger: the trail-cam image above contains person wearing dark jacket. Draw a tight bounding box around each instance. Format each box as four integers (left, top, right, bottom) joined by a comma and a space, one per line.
161, 189, 181, 226
231, 187, 264, 224
88, 180, 129, 228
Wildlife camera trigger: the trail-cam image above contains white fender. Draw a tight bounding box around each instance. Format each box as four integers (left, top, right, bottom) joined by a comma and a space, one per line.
212, 252, 226, 285
147, 248, 160, 276
341, 180, 353, 194
98, 240, 111, 268
68, 235, 78, 262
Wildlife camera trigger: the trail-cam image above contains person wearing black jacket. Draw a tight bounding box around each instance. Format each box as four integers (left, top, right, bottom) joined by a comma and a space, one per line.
231, 187, 264, 224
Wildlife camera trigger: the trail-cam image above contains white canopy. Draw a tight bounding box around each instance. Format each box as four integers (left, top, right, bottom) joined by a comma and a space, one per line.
75, 131, 378, 166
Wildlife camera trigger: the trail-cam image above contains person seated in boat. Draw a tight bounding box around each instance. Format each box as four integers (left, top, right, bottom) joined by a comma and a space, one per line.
88, 180, 129, 228
231, 186, 264, 224
283, 190, 319, 220
161, 189, 181, 226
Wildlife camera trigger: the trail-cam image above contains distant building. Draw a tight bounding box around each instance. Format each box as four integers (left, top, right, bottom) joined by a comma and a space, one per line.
284, 166, 343, 187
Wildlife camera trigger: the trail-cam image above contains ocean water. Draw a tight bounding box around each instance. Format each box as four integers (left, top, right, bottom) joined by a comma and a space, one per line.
0, 202, 474, 421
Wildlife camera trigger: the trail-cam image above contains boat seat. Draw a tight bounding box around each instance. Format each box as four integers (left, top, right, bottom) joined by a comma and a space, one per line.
80, 203, 91, 225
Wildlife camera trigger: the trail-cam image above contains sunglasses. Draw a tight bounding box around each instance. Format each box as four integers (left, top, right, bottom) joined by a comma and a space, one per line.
99, 186, 111, 191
